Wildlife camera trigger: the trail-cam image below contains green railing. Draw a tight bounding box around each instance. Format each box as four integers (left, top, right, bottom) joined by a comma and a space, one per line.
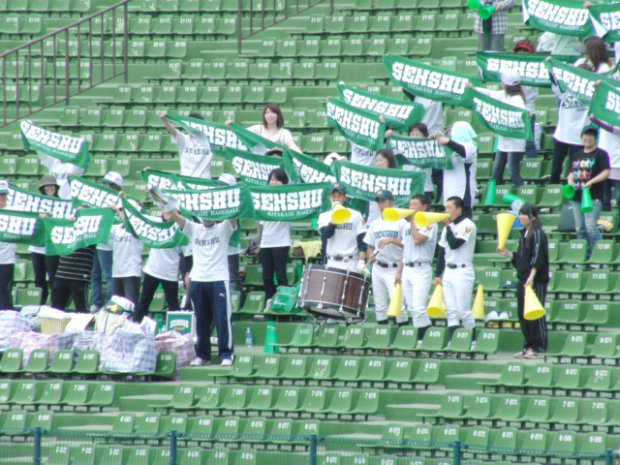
0, 428, 613, 465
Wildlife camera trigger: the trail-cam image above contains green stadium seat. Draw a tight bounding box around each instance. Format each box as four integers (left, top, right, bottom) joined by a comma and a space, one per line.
589, 240, 618, 265
481, 362, 525, 391
358, 357, 387, 383
391, 326, 418, 351
327, 388, 355, 416
577, 432, 607, 457
583, 301, 613, 327
489, 427, 518, 454
0, 409, 27, 434
415, 327, 448, 353
0, 348, 23, 374
520, 395, 551, 424
311, 325, 341, 349
549, 269, 584, 294
493, 395, 526, 423
554, 366, 585, 394
47, 443, 72, 465
342, 325, 366, 350
549, 300, 582, 325
33, 380, 64, 409
47, 349, 74, 375
545, 332, 588, 362
473, 329, 500, 357
385, 358, 415, 387
307, 356, 335, 382
239, 291, 265, 314
23, 348, 49, 374
550, 398, 579, 426
159, 385, 197, 412
555, 240, 587, 264
365, 325, 393, 350
527, 364, 554, 393
518, 429, 548, 458
9, 379, 39, 406
72, 444, 95, 465
420, 393, 465, 422
279, 355, 308, 381
446, 328, 473, 355
538, 184, 563, 208
350, 389, 379, 417
72, 349, 99, 375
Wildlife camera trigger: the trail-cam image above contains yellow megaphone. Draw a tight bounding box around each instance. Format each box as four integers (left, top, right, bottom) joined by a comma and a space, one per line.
426, 284, 446, 318
383, 208, 414, 222
414, 211, 450, 228
387, 282, 403, 318
496, 212, 516, 252
472, 284, 485, 320
524, 285, 546, 320
331, 203, 352, 225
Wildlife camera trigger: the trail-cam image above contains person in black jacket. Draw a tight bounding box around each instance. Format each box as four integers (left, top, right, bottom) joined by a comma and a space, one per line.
498, 203, 549, 358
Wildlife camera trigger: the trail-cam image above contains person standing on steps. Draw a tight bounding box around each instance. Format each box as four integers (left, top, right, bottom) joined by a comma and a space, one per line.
396, 195, 439, 342
498, 203, 549, 359
435, 196, 477, 337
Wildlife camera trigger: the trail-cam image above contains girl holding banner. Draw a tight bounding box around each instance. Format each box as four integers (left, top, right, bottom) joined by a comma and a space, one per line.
29, 175, 60, 305
470, 70, 527, 187
258, 169, 292, 304
242, 104, 302, 153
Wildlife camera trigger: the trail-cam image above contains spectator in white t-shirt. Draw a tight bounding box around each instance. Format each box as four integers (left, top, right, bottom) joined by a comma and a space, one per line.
0, 180, 16, 310
243, 103, 302, 154
160, 111, 213, 179
90, 171, 124, 311
258, 168, 292, 307
168, 206, 238, 367
513, 39, 539, 159
470, 70, 527, 187
548, 60, 593, 184
110, 204, 144, 305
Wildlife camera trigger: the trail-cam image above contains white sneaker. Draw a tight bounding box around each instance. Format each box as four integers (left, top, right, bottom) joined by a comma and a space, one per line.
221, 358, 233, 367
190, 357, 211, 366
485, 310, 499, 322
498, 311, 510, 320
89, 304, 101, 313
265, 298, 273, 311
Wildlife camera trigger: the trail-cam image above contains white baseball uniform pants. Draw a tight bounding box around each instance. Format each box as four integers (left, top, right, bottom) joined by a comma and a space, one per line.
443, 264, 475, 328
372, 265, 406, 323
326, 258, 358, 273
402, 264, 432, 328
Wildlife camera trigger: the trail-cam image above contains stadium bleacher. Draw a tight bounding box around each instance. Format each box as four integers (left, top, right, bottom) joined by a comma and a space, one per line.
0, 0, 620, 464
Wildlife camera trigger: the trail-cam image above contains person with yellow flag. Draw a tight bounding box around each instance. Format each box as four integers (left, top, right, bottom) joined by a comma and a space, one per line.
434, 196, 477, 338
498, 204, 549, 359
395, 195, 439, 341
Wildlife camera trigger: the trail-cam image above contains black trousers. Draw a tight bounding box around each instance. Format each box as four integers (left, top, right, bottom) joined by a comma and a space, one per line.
113, 276, 141, 306
134, 273, 179, 322
550, 139, 582, 184
228, 254, 242, 293
51, 278, 89, 312
516, 280, 549, 353
259, 246, 289, 299
0, 264, 14, 310
31, 252, 59, 305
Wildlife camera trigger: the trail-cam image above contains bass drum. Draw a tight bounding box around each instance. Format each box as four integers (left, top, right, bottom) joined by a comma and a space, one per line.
299, 265, 370, 321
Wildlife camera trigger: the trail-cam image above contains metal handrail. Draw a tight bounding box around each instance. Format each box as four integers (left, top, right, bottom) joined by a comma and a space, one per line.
237, 0, 334, 54
1, 0, 129, 127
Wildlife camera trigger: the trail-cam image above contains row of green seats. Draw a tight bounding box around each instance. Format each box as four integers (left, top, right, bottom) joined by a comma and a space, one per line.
0, 378, 115, 411
296, 12, 479, 36
319, 456, 508, 465
0, 348, 176, 380
277, 323, 498, 356
375, 423, 608, 459
419, 391, 620, 431
99, 411, 318, 446
545, 332, 620, 364
0, 0, 92, 12
44, 444, 254, 465
154, 382, 379, 418
483, 362, 620, 397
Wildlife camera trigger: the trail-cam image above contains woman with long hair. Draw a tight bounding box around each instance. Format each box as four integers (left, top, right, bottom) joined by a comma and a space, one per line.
582, 36, 612, 73
469, 69, 527, 186
258, 168, 292, 307
498, 203, 549, 358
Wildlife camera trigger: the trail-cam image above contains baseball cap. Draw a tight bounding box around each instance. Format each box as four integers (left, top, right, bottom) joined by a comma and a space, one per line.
581, 125, 599, 136
102, 171, 124, 187
375, 190, 394, 202
0, 180, 8, 195
501, 69, 521, 86
218, 173, 237, 186
329, 182, 347, 195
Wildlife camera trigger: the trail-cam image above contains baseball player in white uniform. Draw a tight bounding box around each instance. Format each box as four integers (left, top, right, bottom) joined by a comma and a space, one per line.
396, 195, 438, 339
318, 183, 367, 273
364, 190, 406, 324
435, 196, 477, 336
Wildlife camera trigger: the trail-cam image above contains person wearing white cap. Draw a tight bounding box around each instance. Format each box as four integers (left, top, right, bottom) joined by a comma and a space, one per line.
161, 111, 213, 179
468, 70, 527, 187
0, 180, 16, 309
90, 171, 124, 311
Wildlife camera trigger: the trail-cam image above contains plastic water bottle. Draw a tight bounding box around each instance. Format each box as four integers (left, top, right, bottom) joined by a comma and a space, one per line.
245, 327, 254, 347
